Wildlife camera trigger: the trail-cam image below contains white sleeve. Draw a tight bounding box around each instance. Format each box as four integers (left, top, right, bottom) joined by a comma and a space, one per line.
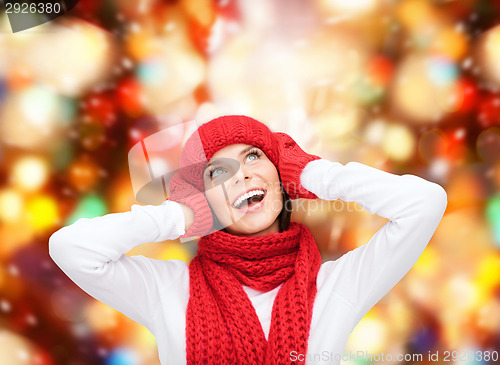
301, 159, 447, 325
48, 200, 186, 330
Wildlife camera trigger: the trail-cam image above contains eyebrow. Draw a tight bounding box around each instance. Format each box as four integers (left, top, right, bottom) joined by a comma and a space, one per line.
203, 146, 257, 175
239, 146, 256, 156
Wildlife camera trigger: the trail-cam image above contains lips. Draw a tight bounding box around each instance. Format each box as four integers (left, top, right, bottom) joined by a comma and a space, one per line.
231, 188, 267, 209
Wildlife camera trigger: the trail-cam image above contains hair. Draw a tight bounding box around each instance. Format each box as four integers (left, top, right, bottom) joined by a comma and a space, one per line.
277, 174, 292, 232
210, 175, 292, 234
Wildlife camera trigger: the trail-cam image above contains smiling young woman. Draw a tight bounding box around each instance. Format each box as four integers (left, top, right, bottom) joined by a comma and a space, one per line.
49, 115, 448, 365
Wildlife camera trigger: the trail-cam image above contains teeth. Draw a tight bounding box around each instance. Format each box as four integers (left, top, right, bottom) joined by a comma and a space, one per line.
234, 189, 265, 209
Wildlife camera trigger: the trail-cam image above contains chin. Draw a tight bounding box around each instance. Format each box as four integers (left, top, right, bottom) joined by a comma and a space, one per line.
228, 214, 279, 236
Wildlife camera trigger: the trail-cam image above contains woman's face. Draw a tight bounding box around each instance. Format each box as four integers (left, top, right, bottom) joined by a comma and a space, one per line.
203, 144, 283, 237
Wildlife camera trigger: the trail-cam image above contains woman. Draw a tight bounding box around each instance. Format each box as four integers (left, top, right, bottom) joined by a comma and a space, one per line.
49, 115, 448, 364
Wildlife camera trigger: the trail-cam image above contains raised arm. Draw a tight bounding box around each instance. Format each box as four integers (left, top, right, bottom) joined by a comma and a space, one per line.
48, 200, 186, 330
301, 159, 447, 325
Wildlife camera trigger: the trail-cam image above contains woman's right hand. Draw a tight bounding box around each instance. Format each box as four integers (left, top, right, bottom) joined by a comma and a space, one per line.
178, 203, 195, 233
168, 172, 214, 238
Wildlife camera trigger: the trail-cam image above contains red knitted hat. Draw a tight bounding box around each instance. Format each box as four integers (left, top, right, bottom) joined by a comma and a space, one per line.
179, 115, 279, 191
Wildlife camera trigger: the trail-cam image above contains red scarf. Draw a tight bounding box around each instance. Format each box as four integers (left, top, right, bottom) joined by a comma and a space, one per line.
185, 222, 322, 364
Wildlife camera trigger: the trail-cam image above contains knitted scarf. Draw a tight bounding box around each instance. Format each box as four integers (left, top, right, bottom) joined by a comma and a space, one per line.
185, 222, 322, 364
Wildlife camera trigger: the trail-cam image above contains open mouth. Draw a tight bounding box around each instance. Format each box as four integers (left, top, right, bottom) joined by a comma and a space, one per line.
232, 189, 267, 210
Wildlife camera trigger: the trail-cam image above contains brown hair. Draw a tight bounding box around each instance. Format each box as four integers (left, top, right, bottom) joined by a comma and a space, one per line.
277, 175, 292, 232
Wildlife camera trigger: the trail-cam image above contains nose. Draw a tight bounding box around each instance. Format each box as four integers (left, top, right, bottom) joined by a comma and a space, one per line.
234, 166, 251, 185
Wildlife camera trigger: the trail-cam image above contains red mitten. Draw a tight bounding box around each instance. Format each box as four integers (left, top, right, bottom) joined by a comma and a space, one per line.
167, 172, 214, 238
274, 132, 322, 200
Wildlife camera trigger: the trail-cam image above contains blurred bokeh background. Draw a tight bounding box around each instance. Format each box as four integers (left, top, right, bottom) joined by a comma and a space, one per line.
0, 0, 499, 364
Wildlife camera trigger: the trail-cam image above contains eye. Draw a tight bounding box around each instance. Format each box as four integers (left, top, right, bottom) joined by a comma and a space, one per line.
209, 167, 226, 179
245, 149, 262, 163
246, 154, 257, 162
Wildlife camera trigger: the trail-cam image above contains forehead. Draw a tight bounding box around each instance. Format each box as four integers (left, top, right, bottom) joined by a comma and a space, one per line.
209, 143, 254, 161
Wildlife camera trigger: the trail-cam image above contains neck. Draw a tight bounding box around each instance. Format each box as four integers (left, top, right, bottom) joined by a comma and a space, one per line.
226, 219, 280, 237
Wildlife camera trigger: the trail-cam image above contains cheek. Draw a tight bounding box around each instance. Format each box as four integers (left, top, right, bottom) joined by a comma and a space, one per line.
267, 170, 282, 197
205, 190, 223, 210
268, 189, 283, 214
263, 177, 283, 213
205, 187, 231, 219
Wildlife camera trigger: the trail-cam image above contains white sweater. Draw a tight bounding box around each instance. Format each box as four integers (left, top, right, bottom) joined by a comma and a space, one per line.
48, 159, 447, 365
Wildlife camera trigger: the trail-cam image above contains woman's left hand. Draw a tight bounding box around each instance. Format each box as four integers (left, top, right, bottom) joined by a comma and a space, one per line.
273, 132, 322, 200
